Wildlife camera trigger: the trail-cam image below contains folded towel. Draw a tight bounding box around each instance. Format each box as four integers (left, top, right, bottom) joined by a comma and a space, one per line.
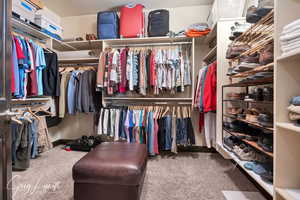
280, 36, 300, 46
288, 105, 300, 114
280, 31, 300, 42
283, 18, 300, 32
282, 24, 300, 35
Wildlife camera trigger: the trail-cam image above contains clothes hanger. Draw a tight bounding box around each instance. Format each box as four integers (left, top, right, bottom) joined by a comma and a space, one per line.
11, 116, 22, 125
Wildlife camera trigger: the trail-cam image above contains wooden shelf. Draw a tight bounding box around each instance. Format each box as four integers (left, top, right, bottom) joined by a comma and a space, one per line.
222, 146, 274, 196
276, 122, 300, 134
223, 129, 273, 157
223, 77, 273, 87
224, 114, 274, 132
276, 188, 300, 200
243, 140, 273, 157
203, 46, 217, 62
103, 36, 193, 46
12, 18, 49, 40
11, 97, 52, 103
58, 58, 99, 64
231, 63, 274, 78
223, 99, 273, 105
53, 40, 103, 51
277, 49, 300, 62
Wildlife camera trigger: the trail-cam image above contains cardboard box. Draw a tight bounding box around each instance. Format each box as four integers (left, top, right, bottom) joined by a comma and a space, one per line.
25, 0, 44, 9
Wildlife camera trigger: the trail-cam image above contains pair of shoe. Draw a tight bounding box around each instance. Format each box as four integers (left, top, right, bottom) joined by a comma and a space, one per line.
244, 161, 273, 183
66, 135, 103, 152
229, 22, 252, 41
258, 113, 273, 128
246, 0, 273, 24
258, 134, 273, 153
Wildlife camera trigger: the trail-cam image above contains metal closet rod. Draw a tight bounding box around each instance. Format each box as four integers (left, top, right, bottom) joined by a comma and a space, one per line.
109, 41, 192, 48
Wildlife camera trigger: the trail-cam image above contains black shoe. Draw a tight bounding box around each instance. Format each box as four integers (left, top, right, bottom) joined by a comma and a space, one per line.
258, 113, 273, 128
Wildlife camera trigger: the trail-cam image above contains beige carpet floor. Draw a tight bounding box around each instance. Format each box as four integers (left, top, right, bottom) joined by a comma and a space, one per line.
12, 146, 263, 200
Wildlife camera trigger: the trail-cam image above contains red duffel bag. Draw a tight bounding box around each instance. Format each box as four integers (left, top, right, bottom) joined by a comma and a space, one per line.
120, 4, 144, 38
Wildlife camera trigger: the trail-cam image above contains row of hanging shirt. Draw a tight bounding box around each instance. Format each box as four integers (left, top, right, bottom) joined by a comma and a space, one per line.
193, 61, 217, 148
11, 33, 60, 99
97, 45, 192, 96
58, 66, 102, 118
97, 106, 195, 155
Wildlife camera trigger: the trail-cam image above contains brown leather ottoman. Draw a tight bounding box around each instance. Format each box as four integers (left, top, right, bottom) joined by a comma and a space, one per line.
72, 142, 147, 200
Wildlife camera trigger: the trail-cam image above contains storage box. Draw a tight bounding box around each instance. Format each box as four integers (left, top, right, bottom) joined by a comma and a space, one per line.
35, 15, 63, 37
36, 7, 61, 25
25, 0, 44, 9
13, 0, 37, 22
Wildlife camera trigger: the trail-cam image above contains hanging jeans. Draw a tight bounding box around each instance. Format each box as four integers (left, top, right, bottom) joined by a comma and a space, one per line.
31, 119, 39, 158
163, 116, 172, 150
147, 112, 155, 156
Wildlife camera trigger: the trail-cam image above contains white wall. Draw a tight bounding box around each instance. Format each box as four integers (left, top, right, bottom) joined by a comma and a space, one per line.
48, 113, 95, 142
53, 5, 211, 143
61, 5, 211, 39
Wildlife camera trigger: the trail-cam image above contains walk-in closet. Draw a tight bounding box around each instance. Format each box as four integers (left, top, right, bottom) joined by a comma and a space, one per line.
0, 0, 299, 200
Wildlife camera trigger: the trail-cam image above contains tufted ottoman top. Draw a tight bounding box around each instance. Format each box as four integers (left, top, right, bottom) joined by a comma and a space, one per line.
73, 142, 148, 186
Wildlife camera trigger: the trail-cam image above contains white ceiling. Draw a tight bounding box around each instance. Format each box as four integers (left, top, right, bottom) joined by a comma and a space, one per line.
43, 0, 214, 17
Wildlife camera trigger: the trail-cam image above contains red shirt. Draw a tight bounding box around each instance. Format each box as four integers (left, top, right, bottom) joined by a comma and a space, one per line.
203, 61, 217, 112
13, 36, 25, 60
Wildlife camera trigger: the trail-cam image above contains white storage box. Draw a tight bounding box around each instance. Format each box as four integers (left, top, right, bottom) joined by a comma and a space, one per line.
35, 7, 61, 25
13, 0, 37, 22
207, 0, 246, 28
35, 15, 63, 37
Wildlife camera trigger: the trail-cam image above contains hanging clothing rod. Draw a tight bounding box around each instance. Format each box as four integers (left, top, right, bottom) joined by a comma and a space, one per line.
12, 28, 46, 44
59, 63, 98, 67
109, 41, 192, 48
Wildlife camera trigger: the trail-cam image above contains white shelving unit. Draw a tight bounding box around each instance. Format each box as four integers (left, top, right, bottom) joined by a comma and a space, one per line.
223, 146, 274, 196
275, 0, 300, 200
276, 188, 300, 200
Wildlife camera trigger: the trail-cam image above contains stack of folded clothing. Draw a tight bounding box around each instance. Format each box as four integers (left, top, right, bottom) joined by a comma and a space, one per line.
185, 23, 211, 37
287, 96, 300, 125
280, 19, 300, 55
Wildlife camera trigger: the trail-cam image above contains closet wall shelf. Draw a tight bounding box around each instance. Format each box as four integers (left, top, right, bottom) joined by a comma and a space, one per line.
223, 77, 273, 87
203, 46, 217, 62
223, 99, 273, 105
12, 18, 77, 51
276, 188, 300, 200
58, 58, 99, 64
104, 97, 193, 101
11, 97, 52, 103
224, 114, 274, 132
204, 23, 217, 44
53, 40, 103, 51
222, 146, 274, 196
224, 129, 273, 157
277, 49, 300, 62
230, 63, 274, 78
276, 122, 300, 134
12, 18, 50, 40
103, 36, 193, 46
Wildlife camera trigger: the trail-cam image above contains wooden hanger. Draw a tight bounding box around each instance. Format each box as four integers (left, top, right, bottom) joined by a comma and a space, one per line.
11, 116, 22, 125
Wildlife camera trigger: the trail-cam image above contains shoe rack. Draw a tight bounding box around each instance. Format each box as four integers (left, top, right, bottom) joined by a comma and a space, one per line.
274, 0, 300, 200
219, 11, 275, 197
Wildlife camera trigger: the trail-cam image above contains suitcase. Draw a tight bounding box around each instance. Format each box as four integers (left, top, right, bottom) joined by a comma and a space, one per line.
148, 9, 169, 37
97, 11, 119, 39
120, 4, 144, 38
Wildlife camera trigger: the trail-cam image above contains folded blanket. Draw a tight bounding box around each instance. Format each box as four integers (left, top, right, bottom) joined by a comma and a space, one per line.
288, 105, 300, 114
280, 36, 300, 46
283, 18, 300, 32
282, 24, 300, 35
280, 31, 300, 42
